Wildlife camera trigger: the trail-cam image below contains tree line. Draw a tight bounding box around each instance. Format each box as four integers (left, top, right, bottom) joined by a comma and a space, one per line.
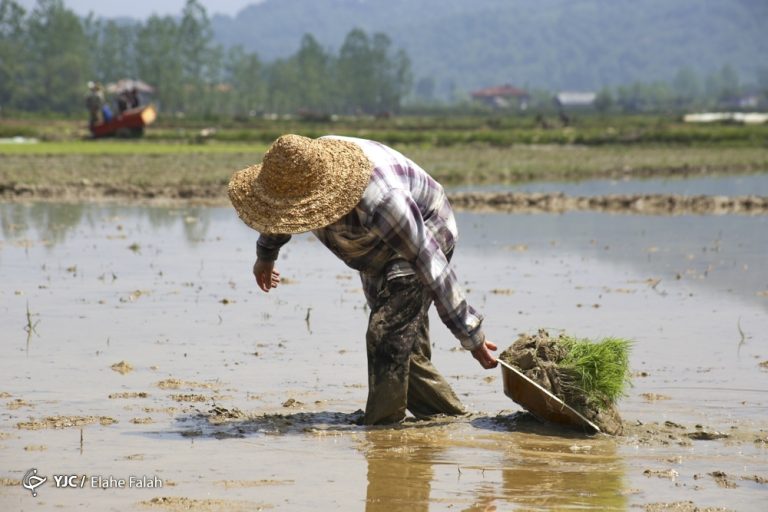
0, 0, 412, 117
589, 65, 766, 114
1, 0, 765, 119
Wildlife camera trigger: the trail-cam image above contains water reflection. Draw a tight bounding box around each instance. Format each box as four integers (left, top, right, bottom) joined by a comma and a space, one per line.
497, 434, 626, 511
0, 203, 218, 246
459, 211, 768, 312
361, 424, 626, 511
1, 202, 89, 245
364, 429, 437, 512
2, 202, 765, 313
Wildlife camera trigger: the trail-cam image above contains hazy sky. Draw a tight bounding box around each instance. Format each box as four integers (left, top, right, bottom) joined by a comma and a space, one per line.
15, 0, 261, 18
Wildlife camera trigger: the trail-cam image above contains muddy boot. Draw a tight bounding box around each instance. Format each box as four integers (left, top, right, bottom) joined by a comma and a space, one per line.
406, 313, 466, 419
407, 353, 467, 419
363, 276, 423, 426
364, 374, 409, 425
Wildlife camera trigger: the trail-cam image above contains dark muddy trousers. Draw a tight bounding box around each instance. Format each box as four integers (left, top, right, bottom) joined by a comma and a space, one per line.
364, 273, 467, 425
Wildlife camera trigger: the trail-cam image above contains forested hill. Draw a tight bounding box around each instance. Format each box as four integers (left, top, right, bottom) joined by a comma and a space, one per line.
212, 0, 768, 96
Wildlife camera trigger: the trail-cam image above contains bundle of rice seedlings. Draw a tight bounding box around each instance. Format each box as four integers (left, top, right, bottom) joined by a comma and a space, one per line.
499, 330, 632, 434
557, 336, 632, 409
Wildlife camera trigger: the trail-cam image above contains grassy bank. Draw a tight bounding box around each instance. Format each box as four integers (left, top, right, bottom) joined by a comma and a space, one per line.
1, 143, 766, 193
1, 113, 767, 147
0, 140, 266, 155
2, 114, 767, 201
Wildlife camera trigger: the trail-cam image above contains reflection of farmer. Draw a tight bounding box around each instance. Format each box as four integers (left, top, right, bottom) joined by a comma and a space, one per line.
229, 134, 498, 425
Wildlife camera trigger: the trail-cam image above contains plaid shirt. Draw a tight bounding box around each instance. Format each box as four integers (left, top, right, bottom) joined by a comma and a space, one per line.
257, 136, 485, 350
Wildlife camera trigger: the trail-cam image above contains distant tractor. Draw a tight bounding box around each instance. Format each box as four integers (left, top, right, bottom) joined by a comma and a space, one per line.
86, 78, 157, 138
89, 104, 157, 138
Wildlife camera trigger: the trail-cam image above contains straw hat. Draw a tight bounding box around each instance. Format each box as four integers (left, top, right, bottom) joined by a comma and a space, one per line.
228, 134, 373, 234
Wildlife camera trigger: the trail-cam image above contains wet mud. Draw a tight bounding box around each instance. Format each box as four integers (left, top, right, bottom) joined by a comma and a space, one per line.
16, 415, 118, 430
450, 192, 768, 215
140, 496, 267, 511
1, 201, 767, 510
1, 181, 767, 215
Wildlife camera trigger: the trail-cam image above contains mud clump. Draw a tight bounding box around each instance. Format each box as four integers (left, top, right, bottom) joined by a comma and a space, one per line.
110, 361, 134, 374
170, 393, 207, 402
109, 392, 149, 399
499, 330, 626, 435
16, 415, 117, 430
208, 406, 246, 423
140, 496, 264, 511
156, 378, 218, 390
643, 502, 734, 512
449, 192, 768, 216
707, 471, 737, 489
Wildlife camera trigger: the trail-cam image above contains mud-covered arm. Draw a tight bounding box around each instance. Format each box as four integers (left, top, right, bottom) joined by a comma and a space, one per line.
256, 233, 292, 261
370, 190, 485, 350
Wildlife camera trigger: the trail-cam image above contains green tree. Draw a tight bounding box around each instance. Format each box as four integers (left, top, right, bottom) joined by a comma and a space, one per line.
336, 28, 412, 114
717, 64, 740, 100
267, 57, 301, 113
757, 66, 768, 105
0, 0, 27, 110
371, 33, 412, 113
178, 0, 214, 111
225, 45, 265, 116
200, 43, 225, 117
414, 76, 436, 103
134, 15, 182, 112
337, 28, 375, 113
293, 34, 333, 112
593, 87, 614, 113
22, 0, 90, 113
84, 17, 136, 83
704, 64, 741, 105
672, 66, 701, 108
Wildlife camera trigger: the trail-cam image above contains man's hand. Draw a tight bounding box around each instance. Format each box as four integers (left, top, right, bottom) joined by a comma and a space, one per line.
471, 340, 498, 369
253, 258, 280, 293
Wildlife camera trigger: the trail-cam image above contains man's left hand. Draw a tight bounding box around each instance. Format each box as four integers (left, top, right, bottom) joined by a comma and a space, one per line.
471, 340, 498, 369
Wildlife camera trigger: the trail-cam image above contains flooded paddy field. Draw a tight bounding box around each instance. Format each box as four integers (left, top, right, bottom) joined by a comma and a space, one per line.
451, 173, 768, 197
1, 200, 767, 510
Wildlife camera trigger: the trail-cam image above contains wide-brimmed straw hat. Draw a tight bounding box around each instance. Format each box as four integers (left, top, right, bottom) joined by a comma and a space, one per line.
228, 134, 373, 234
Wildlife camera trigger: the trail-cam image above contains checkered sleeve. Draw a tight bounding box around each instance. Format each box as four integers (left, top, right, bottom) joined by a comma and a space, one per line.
370, 190, 485, 350
256, 233, 292, 261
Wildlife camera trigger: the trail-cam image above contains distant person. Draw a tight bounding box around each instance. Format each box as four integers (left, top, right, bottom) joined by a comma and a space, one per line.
85, 81, 103, 127
102, 102, 114, 123
116, 90, 129, 114
128, 87, 140, 109
228, 134, 498, 425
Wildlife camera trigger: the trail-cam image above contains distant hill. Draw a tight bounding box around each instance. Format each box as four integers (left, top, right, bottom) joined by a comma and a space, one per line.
211, 0, 768, 97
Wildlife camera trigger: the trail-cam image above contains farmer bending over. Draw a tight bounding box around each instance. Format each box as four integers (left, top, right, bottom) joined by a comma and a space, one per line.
229, 134, 497, 425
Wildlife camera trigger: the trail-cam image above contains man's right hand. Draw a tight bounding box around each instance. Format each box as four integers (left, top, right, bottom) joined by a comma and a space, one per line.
471, 340, 498, 369
253, 258, 280, 293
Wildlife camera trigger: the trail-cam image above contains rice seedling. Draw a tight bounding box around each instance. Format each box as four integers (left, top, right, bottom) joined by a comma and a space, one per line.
558, 336, 632, 408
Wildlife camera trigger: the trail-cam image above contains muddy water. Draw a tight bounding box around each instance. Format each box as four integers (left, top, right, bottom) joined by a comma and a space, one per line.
1, 202, 767, 511
452, 172, 768, 196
